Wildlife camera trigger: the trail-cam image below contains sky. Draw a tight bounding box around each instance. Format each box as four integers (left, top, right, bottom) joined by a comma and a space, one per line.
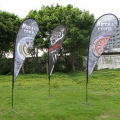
0, 0, 120, 19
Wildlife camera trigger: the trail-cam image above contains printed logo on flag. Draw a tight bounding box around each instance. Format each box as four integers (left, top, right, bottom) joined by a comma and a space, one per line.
93, 37, 110, 56
50, 28, 65, 46
17, 37, 34, 60
97, 22, 117, 31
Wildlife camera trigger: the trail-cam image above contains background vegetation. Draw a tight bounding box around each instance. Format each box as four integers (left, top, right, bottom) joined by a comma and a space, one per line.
0, 4, 95, 75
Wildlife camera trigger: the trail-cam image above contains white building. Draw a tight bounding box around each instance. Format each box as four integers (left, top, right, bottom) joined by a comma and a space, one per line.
5, 49, 46, 58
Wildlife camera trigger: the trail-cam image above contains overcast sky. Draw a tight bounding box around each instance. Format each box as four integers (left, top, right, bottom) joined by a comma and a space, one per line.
0, 0, 120, 19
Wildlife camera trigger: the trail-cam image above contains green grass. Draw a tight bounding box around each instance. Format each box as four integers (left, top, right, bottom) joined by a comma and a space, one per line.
0, 69, 120, 120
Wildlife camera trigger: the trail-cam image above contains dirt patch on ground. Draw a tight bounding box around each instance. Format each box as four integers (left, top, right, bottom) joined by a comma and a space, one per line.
96, 113, 109, 120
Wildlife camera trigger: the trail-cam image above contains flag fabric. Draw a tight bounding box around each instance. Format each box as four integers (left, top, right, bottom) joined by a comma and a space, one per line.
13, 18, 39, 86
87, 14, 119, 82
48, 25, 67, 78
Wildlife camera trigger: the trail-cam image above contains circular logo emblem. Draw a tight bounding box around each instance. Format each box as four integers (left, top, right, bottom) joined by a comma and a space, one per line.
17, 37, 34, 60
50, 28, 65, 46
93, 37, 110, 56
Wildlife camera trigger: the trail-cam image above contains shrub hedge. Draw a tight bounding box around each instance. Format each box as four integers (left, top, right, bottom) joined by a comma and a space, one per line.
0, 54, 86, 75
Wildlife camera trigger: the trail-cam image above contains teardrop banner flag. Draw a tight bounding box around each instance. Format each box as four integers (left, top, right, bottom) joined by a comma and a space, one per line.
87, 14, 119, 82
85, 14, 119, 105
48, 25, 67, 96
12, 18, 39, 109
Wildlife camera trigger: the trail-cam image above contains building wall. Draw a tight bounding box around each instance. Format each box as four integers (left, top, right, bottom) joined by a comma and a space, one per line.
97, 54, 120, 70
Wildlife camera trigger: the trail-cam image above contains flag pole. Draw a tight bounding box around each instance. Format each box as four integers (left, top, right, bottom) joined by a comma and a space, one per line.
12, 49, 15, 110
86, 79, 88, 103
83, 59, 90, 106
86, 54, 89, 104
83, 66, 90, 106
48, 46, 52, 97
85, 73, 89, 105
12, 83, 14, 110
83, 46, 90, 106
48, 75, 51, 97
48, 71, 52, 97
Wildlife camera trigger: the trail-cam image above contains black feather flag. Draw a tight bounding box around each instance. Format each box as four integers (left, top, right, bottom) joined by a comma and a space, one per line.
48, 25, 67, 96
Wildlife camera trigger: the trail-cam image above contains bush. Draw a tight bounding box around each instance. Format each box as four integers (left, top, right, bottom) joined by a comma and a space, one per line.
24, 57, 46, 74
54, 56, 72, 73
0, 53, 87, 75
0, 58, 13, 75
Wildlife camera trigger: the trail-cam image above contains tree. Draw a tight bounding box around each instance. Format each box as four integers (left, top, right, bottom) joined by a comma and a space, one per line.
63, 5, 95, 70
0, 10, 20, 57
26, 4, 95, 71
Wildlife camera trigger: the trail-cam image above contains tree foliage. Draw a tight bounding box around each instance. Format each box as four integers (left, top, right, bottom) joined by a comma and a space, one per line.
0, 10, 20, 57
0, 4, 95, 72
27, 4, 95, 70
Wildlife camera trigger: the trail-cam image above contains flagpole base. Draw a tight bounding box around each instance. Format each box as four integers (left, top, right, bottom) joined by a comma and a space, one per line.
83, 102, 92, 106
11, 108, 19, 114
47, 95, 53, 97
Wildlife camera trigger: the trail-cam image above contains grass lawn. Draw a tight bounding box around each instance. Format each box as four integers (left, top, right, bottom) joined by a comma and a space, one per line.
0, 69, 120, 120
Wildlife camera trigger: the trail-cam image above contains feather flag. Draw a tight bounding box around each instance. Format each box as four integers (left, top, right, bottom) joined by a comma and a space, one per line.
85, 14, 119, 105
13, 19, 39, 86
12, 18, 39, 109
87, 14, 119, 82
48, 25, 67, 96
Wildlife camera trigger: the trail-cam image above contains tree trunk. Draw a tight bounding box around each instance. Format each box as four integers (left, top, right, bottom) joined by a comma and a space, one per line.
71, 51, 75, 71
36, 48, 38, 62
46, 62, 48, 74
22, 62, 25, 74
36, 48, 39, 72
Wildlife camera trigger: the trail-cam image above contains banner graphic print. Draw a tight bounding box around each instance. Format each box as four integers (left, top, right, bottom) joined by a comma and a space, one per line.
49, 25, 67, 78
87, 14, 119, 82
13, 19, 39, 86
